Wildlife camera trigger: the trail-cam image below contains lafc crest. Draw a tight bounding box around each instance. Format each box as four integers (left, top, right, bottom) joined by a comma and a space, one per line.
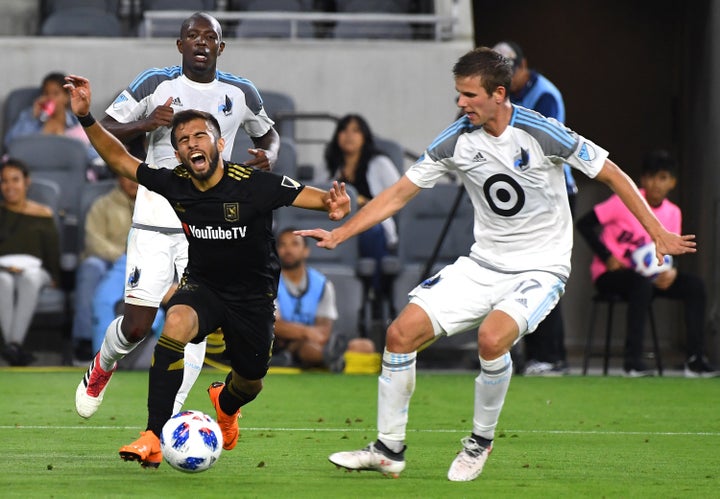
224, 202, 239, 222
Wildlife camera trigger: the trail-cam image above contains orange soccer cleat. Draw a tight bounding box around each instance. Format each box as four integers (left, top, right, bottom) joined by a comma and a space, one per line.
207, 382, 241, 450
119, 430, 162, 469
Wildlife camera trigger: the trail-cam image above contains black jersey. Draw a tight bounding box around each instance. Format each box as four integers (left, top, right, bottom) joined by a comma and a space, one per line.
137, 161, 304, 300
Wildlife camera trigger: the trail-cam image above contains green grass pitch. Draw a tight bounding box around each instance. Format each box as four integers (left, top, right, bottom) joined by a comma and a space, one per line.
0, 368, 718, 498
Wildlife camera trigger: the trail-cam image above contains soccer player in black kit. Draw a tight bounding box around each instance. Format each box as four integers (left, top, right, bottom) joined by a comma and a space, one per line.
65, 75, 351, 468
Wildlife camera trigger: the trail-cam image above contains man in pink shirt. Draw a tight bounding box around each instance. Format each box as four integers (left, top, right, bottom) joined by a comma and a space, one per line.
577, 150, 716, 377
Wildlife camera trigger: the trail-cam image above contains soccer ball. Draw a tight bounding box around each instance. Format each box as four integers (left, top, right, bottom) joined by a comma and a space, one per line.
160, 410, 223, 473
631, 243, 673, 278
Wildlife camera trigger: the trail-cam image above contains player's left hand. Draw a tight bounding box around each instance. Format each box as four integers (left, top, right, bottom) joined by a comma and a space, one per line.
245, 148, 276, 171
325, 181, 350, 221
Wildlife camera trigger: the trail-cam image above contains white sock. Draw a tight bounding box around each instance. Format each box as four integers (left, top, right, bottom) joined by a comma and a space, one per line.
98, 316, 141, 371
377, 348, 417, 454
173, 339, 207, 414
473, 353, 513, 441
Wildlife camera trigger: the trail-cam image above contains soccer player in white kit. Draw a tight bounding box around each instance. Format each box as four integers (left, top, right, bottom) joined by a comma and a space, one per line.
296, 47, 696, 482
75, 12, 279, 419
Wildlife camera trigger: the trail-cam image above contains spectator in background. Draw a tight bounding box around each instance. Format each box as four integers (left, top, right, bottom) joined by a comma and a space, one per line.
273, 228, 375, 371
493, 40, 575, 375
576, 150, 717, 378
4, 72, 103, 179
71, 175, 138, 362
0, 158, 60, 366
324, 114, 401, 314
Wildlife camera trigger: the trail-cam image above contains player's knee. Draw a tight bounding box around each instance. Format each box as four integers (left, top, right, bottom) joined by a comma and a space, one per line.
386, 321, 419, 353
477, 329, 510, 359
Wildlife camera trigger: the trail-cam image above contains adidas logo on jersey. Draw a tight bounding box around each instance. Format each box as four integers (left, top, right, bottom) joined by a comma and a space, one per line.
171, 97, 183, 107
471, 151, 487, 163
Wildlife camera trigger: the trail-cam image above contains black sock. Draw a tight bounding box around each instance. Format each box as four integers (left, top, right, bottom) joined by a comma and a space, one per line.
375, 439, 406, 459
471, 433, 493, 448
217, 372, 260, 415
146, 335, 185, 437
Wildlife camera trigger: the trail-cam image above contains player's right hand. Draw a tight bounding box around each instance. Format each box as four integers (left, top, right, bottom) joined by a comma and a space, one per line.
293, 228, 338, 250
145, 97, 175, 130
64, 75, 92, 117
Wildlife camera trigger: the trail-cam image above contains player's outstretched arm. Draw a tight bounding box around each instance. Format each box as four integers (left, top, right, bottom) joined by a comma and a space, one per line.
65, 75, 143, 182
292, 181, 350, 220
296, 175, 420, 250
595, 158, 696, 262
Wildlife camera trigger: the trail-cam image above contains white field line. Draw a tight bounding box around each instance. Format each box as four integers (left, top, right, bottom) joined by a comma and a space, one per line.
1, 425, 719, 436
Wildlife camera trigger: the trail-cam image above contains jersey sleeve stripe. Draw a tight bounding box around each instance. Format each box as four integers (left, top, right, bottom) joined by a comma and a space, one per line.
427, 116, 472, 152
512, 107, 575, 148
128, 66, 182, 94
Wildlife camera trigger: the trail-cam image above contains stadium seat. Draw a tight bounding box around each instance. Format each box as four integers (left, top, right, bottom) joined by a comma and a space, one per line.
2, 86, 40, 151
582, 293, 663, 376
375, 136, 406, 173
138, 0, 218, 37
332, 0, 413, 39
233, 0, 316, 39
261, 90, 296, 139
40, 8, 124, 37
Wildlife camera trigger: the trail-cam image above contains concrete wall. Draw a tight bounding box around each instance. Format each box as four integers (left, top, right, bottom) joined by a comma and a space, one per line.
0, 36, 472, 168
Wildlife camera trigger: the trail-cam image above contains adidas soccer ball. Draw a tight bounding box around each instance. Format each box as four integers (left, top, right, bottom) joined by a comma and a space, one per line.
160, 410, 223, 473
631, 243, 673, 278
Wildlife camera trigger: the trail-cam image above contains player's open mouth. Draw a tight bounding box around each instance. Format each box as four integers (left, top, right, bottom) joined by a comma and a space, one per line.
190, 152, 206, 167
193, 51, 208, 62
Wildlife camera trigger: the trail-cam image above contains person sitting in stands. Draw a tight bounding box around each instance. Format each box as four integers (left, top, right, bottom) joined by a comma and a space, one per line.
273, 227, 375, 371
4, 72, 103, 180
0, 158, 60, 366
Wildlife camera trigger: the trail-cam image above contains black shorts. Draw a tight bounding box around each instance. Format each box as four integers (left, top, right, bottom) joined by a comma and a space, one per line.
168, 278, 275, 380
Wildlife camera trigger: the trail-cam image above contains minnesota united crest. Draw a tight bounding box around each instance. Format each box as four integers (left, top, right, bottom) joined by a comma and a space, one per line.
224, 202, 239, 222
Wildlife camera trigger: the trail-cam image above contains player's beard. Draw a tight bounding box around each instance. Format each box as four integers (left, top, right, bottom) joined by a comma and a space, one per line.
189, 149, 220, 181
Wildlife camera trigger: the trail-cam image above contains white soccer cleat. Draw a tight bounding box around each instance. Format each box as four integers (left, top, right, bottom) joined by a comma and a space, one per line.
329, 441, 406, 478
75, 353, 117, 419
447, 437, 492, 482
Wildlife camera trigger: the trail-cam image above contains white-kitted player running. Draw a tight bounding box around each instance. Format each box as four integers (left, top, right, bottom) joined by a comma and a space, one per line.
75, 12, 279, 419
296, 46, 696, 482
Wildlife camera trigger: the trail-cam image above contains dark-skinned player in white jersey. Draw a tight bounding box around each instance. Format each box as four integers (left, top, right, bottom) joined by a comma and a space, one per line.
65, 74, 350, 468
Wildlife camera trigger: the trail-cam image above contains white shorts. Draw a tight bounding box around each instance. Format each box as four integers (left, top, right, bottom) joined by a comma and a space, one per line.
124, 228, 188, 307
408, 256, 565, 339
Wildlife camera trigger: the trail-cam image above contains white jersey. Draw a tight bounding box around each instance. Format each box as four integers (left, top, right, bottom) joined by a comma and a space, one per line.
406, 105, 607, 279
105, 66, 275, 229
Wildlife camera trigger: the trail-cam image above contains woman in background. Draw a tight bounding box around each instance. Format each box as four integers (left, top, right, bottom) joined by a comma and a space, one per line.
0, 158, 60, 365
4, 72, 102, 179
325, 114, 401, 313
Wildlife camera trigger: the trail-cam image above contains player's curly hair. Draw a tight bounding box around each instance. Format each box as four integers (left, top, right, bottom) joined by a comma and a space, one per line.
170, 109, 222, 150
